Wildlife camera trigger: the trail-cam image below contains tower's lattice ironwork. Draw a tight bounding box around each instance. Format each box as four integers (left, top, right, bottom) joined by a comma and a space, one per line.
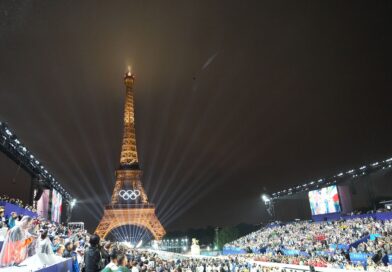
95, 70, 165, 240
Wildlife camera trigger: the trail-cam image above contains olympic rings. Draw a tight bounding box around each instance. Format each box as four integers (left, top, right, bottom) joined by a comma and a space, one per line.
119, 189, 141, 200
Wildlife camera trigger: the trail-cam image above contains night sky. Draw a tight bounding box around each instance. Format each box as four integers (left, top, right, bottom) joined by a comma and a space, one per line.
1, 1, 392, 233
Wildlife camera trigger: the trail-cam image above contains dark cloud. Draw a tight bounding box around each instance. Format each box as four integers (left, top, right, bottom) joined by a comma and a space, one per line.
0, 0, 392, 232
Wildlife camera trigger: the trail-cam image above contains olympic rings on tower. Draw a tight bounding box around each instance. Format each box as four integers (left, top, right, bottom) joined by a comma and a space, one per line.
119, 189, 141, 200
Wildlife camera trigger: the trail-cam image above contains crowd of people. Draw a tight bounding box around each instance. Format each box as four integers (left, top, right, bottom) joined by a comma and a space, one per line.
0, 196, 315, 272
0, 194, 36, 213
1, 193, 392, 271
0, 217, 285, 272
94, 250, 284, 272
225, 216, 392, 270
0, 195, 84, 270
0, 213, 86, 269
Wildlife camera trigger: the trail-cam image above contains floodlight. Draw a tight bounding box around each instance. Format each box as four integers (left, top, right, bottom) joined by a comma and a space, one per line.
70, 199, 77, 208
136, 240, 143, 248
261, 194, 270, 203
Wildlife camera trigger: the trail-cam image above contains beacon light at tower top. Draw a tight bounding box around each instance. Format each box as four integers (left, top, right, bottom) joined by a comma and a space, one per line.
271, 155, 392, 199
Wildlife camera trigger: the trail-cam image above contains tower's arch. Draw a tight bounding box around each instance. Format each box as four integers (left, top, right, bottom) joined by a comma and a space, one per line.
96, 205, 165, 240
105, 224, 154, 244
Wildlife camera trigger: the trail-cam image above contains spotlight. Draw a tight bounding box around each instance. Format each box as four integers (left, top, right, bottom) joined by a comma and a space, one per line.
136, 240, 143, 248
261, 194, 270, 203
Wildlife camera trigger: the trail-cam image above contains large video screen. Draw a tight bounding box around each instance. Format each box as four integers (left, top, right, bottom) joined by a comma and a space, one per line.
51, 189, 62, 223
308, 185, 341, 215
36, 189, 50, 219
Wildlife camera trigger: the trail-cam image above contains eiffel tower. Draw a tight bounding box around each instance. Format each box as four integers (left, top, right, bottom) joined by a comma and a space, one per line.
95, 69, 165, 241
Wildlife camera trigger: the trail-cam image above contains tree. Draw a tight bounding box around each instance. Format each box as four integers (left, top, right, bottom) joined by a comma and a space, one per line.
216, 226, 240, 249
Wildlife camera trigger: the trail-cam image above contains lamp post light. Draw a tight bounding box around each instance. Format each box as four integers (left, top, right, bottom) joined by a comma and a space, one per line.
70, 198, 77, 208
261, 194, 275, 222
67, 198, 77, 223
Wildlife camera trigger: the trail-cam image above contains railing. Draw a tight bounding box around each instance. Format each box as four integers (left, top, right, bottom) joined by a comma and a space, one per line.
0, 201, 37, 218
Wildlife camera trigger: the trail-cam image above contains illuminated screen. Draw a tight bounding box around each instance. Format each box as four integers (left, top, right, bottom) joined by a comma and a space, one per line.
308, 185, 341, 215
37, 189, 50, 219
51, 189, 62, 223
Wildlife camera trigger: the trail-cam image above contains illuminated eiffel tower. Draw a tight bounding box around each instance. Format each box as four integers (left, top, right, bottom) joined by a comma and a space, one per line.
95, 69, 165, 241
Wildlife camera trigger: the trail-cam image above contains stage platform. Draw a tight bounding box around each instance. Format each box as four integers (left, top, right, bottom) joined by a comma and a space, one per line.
0, 256, 72, 272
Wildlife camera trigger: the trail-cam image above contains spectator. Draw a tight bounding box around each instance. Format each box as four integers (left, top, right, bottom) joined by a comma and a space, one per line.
0, 208, 5, 224
52, 235, 61, 253
7, 212, 17, 229
63, 241, 73, 258
0, 216, 34, 266
84, 234, 103, 272
117, 254, 130, 272
37, 229, 53, 255
56, 245, 65, 256
70, 243, 80, 272
101, 241, 111, 266
102, 250, 119, 271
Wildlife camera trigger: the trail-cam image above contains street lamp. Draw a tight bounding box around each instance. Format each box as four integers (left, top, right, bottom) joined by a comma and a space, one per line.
261, 194, 275, 221
70, 198, 77, 208
67, 198, 77, 223
261, 194, 270, 203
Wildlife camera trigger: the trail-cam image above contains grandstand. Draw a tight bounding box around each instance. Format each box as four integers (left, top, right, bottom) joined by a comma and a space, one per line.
269, 156, 392, 222
221, 156, 392, 270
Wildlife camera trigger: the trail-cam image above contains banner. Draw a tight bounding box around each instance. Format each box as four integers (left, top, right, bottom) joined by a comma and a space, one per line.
349, 252, 370, 266
51, 189, 62, 223
222, 247, 246, 255
37, 189, 50, 219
